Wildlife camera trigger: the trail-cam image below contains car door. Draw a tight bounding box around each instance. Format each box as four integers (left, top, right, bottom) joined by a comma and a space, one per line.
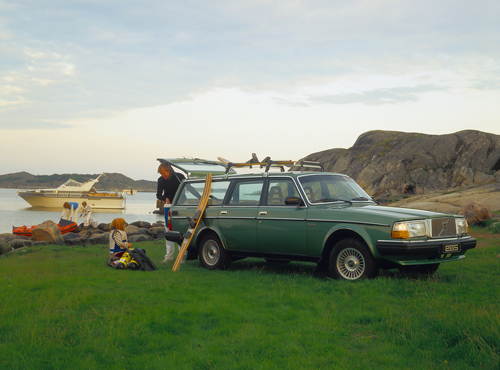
257, 178, 308, 255
217, 179, 264, 252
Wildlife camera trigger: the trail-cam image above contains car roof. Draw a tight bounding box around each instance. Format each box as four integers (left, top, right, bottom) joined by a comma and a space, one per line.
158, 157, 329, 179
181, 171, 350, 182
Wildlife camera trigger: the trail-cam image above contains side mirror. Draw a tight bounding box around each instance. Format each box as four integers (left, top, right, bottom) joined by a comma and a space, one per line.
284, 196, 305, 206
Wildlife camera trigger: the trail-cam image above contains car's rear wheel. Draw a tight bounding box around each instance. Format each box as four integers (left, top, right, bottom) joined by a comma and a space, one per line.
329, 238, 379, 280
398, 263, 439, 275
199, 233, 230, 270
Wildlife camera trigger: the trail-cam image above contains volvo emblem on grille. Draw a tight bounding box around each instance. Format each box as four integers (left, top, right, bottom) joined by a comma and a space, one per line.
438, 220, 448, 237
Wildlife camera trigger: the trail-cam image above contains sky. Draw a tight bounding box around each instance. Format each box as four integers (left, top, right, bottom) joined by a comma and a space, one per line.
1, 0, 499, 181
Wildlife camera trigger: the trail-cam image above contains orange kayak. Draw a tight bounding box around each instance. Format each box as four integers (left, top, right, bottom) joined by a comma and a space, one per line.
13, 221, 78, 238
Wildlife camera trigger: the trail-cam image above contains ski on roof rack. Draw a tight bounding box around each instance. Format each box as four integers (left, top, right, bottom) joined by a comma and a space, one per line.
218, 154, 295, 174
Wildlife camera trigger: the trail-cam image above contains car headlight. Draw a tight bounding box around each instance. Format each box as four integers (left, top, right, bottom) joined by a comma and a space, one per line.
392, 220, 427, 239
456, 218, 470, 235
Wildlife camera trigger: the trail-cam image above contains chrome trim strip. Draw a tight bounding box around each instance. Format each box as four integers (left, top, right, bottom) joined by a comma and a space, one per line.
307, 219, 390, 227
173, 216, 306, 221
218, 216, 257, 220
224, 206, 260, 208
256, 217, 306, 221
378, 236, 473, 244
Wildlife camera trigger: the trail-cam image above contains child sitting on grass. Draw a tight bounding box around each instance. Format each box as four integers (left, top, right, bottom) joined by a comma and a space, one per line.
107, 218, 132, 267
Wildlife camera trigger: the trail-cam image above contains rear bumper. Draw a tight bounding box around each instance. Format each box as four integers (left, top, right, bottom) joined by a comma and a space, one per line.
376, 237, 476, 256
165, 231, 184, 244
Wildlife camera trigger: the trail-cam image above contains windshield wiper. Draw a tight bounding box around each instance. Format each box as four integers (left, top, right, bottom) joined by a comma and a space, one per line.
351, 197, 371, 201
315, 198, 352, 204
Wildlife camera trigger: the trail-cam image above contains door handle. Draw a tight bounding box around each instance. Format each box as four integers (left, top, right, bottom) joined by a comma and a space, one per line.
259, 211, 268, 216
220, 211, 227, 215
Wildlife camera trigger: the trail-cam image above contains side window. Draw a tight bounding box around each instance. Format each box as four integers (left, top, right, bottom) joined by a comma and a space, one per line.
175, 182, 205, 206
209, 181, 230, 206
227, 181, 264, 206
266, 179, 300, 206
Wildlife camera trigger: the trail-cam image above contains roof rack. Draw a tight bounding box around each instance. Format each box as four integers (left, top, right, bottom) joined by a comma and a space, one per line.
293, 160, 324, 172
218, 156, 295, 174
217, 155, 325, 174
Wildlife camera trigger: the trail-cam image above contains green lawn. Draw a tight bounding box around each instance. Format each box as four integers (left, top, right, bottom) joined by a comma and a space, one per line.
0, 230, 499, 370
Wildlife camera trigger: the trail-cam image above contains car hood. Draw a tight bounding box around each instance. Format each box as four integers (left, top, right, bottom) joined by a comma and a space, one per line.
309, 203, 456, 223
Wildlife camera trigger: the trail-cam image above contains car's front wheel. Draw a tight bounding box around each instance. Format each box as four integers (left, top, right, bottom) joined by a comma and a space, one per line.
199, 233, 230, 270
329, 238, 379, 280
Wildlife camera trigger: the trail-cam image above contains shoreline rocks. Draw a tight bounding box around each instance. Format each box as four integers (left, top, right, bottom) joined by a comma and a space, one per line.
0, 220, 166, 254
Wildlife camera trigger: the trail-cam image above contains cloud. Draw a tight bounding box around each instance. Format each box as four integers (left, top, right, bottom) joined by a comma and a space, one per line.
306, 84, 448, 106
0, 0, 498, 129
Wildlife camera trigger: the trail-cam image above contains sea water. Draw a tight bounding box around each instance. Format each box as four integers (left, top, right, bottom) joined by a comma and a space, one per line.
0, 188, 163, 234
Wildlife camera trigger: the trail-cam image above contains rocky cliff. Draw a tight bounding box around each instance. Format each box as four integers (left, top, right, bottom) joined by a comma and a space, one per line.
297, 130, 500, 198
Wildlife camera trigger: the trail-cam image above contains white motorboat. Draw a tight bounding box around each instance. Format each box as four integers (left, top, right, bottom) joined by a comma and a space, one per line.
17, 173, 126, 209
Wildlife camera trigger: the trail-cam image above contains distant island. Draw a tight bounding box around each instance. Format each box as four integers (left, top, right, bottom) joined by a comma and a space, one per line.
0, 172, 157, 192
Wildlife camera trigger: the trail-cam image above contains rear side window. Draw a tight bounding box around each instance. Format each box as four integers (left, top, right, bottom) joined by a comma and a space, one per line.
176, 180, 231, 206
209, 181, 230, 206
228, 181, 264, 206
176, 182, 205, 206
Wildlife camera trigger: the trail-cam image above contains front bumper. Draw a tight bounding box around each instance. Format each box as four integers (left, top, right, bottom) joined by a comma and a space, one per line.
376, 237, 477, 256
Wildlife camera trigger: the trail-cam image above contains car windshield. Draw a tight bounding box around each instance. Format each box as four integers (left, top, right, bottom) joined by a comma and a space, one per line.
298, 174, 373, 204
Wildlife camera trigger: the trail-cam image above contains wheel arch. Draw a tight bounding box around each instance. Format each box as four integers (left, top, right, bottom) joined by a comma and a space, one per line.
195, 227, 227, 251
321, 225, 375, 262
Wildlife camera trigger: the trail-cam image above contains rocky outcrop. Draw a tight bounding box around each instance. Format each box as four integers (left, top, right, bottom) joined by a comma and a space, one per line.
0, 234, 38, 254
297, 130, 500, 198
458, 201, 493, 225
387, 183, 500, 213
31, 220, 65, 246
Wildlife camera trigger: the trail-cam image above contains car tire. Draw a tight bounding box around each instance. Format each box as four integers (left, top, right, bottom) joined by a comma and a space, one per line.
398, 263, 439, 275
199, 233, 230, 270
329, 238, 379, 280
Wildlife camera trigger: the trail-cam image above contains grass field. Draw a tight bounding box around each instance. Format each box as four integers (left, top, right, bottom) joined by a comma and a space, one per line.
0, 228, 499, 369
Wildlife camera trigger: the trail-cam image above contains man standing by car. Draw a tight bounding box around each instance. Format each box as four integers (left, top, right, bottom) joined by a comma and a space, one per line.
157, 163, 185, 263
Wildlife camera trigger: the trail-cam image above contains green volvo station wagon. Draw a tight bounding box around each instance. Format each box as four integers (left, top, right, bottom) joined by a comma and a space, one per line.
163, 158, 476, 280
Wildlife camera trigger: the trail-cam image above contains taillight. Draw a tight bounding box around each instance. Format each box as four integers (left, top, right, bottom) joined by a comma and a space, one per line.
168, 210, 172, 231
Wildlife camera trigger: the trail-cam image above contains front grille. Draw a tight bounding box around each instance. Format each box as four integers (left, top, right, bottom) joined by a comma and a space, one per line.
431, 218, 456, 238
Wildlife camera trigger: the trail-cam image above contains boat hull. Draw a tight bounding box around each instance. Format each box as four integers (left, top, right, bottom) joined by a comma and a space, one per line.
18, 193, 126, 209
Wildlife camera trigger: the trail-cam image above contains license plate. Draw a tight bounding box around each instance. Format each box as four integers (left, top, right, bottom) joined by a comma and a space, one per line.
443, 243, 461, 253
